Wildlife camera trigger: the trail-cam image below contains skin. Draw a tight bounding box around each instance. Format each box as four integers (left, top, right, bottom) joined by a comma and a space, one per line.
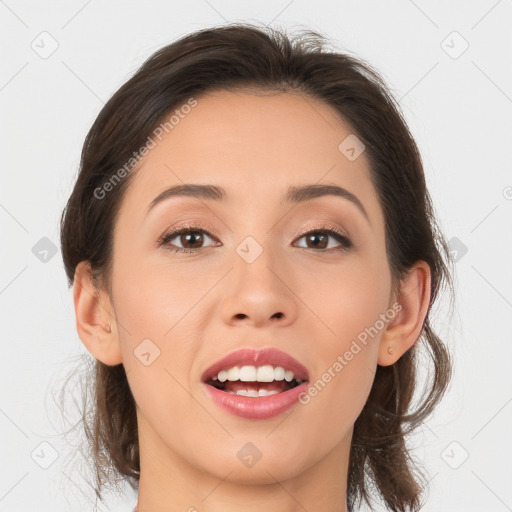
73, 90, 431, 512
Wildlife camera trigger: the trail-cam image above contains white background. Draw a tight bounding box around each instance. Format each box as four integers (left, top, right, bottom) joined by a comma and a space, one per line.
1, 1, 511, 511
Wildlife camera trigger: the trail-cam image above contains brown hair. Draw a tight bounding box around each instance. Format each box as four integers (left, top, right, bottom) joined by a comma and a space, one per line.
58, 22, 454, 511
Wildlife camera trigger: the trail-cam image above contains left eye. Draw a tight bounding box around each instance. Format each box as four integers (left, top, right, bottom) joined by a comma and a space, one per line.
293, 228, 352, 251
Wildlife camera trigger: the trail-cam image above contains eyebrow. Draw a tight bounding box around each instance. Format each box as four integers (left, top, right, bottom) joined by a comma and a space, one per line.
146, 183, 370, 223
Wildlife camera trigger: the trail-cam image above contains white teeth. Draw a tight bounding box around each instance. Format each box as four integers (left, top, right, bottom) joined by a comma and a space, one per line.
258, 388, 279, 396
214, 365, 297, 383
226, 367, 240, 381
226, 389, 281, 397
274, 366, 286, 381
239, 366, 257, 381
256, 365, 274, 382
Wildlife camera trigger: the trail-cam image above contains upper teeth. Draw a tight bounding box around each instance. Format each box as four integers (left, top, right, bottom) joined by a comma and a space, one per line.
214, 365, 297, 383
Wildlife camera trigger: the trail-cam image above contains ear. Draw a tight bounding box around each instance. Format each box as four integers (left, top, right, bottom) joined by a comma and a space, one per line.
377, 261, 431, 366
73, 261, 123, 366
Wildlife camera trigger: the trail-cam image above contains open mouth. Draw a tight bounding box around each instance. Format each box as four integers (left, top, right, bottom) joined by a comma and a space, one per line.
205, 376, 305, 397
200, 347, 310, 402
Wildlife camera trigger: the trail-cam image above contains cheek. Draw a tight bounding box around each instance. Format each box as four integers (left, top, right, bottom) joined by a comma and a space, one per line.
293, 254, 390, 438
113, 255, 206, 434
300, 250, 391, 344
294, 317, 382, 462
110, 248, 208, 404
111, 245, 206, 339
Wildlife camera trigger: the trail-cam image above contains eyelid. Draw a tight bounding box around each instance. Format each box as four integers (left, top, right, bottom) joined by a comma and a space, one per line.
292, 222, 350, 241
156, 222, 219, 249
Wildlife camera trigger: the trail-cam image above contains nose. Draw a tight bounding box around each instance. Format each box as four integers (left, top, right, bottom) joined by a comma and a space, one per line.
219, 246, 298, 328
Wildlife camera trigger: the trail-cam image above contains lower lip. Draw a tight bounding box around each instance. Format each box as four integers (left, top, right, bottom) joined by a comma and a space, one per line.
202, 382, 309, 420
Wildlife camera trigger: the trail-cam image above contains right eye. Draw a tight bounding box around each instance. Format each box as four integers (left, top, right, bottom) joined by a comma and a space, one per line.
157, 225, 221, 253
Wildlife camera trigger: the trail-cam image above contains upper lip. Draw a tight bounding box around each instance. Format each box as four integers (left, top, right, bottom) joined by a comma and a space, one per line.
201, 347, 310, 383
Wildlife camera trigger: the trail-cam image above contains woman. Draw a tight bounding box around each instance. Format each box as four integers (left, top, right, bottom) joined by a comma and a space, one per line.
60, 23, 453, 512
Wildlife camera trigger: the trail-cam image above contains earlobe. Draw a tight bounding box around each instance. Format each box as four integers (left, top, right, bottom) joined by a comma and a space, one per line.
73, 261, 123, 366
377, 261, 431, 366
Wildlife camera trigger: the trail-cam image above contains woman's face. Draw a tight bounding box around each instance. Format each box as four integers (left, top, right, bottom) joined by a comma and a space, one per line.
108, 91, 394, 484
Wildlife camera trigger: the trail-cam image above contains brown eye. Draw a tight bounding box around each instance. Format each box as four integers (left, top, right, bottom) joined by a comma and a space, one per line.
294, 228, 353, 252
158, 226, 219, 253
175, 231, 205, 249
302, 232, 329, 249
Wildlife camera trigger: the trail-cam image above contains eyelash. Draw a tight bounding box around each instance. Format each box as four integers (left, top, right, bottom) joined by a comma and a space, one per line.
156, 223, 354, 254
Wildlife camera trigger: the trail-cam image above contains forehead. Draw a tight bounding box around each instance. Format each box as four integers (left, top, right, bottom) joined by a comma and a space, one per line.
119, 90, 381, 224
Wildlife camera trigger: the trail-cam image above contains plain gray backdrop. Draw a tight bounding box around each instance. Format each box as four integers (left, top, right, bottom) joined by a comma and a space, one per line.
1, 1, 511, 511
